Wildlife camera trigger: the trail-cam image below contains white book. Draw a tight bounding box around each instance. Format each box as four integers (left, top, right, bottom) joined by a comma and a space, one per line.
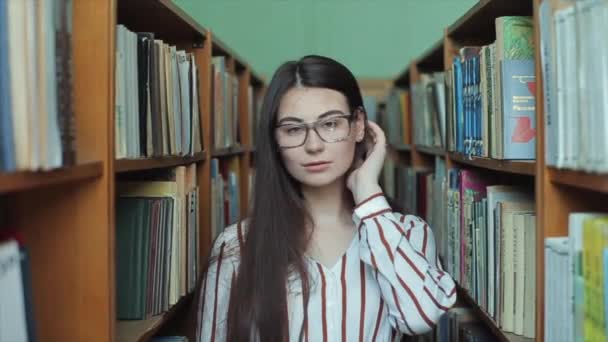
190, 55, 202, 153
177, 51, 191, 155
545, 237, 570, 342
7, 0, 30, 169
597, 1, 608, 172
554, 7, 573, 169
513, 213, 526, 335
499, 201, 534, 332
114, 25, 125, 158
486, 186, 531, 319
131, 30, 140, 157
0, 240, 28, 342
39, 0, 61, 169
25, 0, 40, 169
523, 214, 536, 338
170, 46, 182, 155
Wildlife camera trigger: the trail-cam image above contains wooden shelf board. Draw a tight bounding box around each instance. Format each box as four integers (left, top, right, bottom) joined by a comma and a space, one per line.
449, 153, 536, 176
415, 145, 446, 157
117, 0, 206, 44
447, 0, 533, 43
0, 161, 103, 194
391, 143, 412, 152
548, 167, 608, 194
211, 145, 246, 158
457, 285, 534, 342
416, 38, 444, 72
116, 293, 193, 342
394, 66, 410, 88
115, 152, 206, 173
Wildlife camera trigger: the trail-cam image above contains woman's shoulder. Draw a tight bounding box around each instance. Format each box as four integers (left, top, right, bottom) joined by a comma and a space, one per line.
210, 220, 249, 263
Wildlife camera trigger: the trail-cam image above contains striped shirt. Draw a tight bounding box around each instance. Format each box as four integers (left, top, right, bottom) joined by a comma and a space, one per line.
197, 193, 457, 341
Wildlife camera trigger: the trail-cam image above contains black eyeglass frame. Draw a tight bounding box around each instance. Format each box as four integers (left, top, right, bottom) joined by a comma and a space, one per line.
275, 106, 365, 149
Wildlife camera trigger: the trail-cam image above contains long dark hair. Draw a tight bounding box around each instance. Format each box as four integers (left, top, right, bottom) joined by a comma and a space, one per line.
227, 55, 369, 341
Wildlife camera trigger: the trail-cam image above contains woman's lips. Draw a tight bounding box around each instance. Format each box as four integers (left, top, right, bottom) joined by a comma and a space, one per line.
302, 161, 331, 172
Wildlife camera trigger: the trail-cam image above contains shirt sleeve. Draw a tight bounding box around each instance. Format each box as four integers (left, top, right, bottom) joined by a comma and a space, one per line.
197, 233, 236, 342
353, 192, 457, 335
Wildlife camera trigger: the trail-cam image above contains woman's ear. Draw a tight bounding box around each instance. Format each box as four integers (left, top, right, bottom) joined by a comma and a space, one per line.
354, 107, 366, 142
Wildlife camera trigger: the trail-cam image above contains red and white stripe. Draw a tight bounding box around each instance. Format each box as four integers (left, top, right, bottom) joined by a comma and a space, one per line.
198, 193, 457, 342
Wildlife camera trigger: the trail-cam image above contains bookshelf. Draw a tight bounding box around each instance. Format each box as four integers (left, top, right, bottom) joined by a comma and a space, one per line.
0, 1, 264, 341
386, 0, 580, 341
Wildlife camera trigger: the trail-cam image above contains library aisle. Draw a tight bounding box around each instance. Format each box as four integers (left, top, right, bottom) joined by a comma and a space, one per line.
1, 0, 607, 341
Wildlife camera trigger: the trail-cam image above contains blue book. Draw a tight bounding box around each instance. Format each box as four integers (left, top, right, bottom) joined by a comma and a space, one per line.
500, 59, 536, 159
0, 0, 15, 171
464, 58, 470, 155
475, 55, 482, 156
453, 57, 464, 153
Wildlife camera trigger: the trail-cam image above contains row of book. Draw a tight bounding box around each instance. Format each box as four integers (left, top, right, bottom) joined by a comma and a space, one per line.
545, 213, 608, 342
539, 0, 608, 173
115, 164, 200, 320
409, 16, 537, 160
115, 25, 203, 159
211, 56, 250, 150
210, 158, 241, 240
403, 307, 493, 342
379, 90, 411, 146
0, 235, 36, 342
449, 16, 535, 160
0, 0, 75, 171
411, 72, 446, 149
386, 159, 536, 338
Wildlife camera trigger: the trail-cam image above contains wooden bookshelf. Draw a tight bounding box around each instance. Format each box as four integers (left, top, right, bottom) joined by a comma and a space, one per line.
394, 66, 410, 88
211, 145, 247, 158
115, 152, 206, 173
0, 162, 103, 194
547, 168, 608, 194
116, 293, 193, 342
448, 0, 533, 42
390, 143, 412, 152
0, 1, 264, 341
388, 0, 564, 340
449, 153, 536, 176
414, 145, 446, 158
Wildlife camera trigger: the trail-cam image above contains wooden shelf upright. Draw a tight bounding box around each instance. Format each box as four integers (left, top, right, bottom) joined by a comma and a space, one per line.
0, 1, 264, 341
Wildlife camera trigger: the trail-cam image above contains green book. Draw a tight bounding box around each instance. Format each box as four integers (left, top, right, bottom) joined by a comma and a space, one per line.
495, 16, 534, 60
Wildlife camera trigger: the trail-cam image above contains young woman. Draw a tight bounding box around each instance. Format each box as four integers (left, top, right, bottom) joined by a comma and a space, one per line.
197, 55, 456, 341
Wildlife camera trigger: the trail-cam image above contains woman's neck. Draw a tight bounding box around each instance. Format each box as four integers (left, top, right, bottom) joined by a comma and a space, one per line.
301, 177, 354, 229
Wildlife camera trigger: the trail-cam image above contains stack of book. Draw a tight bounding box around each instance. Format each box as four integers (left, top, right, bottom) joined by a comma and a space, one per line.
211, 56, 240, 150
539, 0, 608, 173
444, 16, 536, 159
210, 157, 241, 240
114, 25, 204, 159
545, 213, 608, 342
0, 0, 75, 171
411, 72, 446, 149
115, 164, 200, 320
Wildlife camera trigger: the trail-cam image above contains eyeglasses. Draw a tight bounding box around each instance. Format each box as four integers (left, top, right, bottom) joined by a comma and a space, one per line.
275, 110, 358, 149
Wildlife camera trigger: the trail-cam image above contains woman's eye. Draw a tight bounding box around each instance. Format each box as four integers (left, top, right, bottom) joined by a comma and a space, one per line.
322, 120, 338, 129
286, 126, 304, 135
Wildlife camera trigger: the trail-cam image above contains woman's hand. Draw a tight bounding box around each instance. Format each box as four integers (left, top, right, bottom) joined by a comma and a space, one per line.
347, 121, 387, 204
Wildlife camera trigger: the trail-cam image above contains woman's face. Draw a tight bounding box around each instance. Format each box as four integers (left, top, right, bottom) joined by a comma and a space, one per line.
275, 87, 365, 188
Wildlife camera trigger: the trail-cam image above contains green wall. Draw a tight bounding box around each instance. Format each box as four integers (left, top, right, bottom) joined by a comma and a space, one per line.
173, 0, 476, 80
